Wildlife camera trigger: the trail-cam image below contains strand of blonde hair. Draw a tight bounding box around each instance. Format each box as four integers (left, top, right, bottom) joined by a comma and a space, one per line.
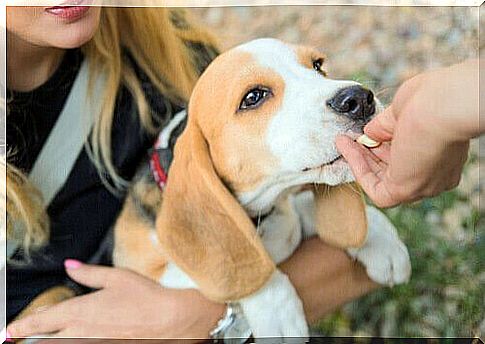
7, 7, 219, 256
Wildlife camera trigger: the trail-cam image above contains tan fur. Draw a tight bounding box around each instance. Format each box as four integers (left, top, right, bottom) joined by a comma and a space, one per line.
193, 51, 284, 193
120, 44, 367, 302
156, 121, 275, 302
113, 196, 167, 281
313, 183, 368, 248
13, 36, 371, 328
14, 286, 75, 322
295, 45, 327, 73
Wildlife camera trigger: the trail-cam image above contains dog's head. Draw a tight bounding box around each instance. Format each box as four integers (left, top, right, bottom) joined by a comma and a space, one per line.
190, 38, 380, 215
156, 38, 380, 302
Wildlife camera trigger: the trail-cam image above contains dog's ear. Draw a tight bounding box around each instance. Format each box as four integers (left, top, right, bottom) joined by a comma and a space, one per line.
156, 119, 275, 303
313, 183, 367, 248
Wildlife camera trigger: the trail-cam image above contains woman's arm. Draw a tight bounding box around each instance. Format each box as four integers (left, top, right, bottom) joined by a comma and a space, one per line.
7, 240, 378, 340
281, 237, 378, 323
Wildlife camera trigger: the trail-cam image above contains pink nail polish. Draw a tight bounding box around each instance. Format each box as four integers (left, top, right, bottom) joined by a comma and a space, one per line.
5, 329, 13, 342
64, 259, 82, 269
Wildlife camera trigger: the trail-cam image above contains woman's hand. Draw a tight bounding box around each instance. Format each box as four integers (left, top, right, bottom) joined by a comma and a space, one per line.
7, 260, 225, 341
336, 59, 480, 207
8, 240, 380, 341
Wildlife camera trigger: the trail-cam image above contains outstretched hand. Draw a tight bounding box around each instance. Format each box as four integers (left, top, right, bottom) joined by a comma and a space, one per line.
336, 59, 478, 207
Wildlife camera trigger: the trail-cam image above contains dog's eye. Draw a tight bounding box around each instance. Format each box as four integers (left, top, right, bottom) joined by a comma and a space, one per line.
239, 87, 271, 111
312, 58, 327, 76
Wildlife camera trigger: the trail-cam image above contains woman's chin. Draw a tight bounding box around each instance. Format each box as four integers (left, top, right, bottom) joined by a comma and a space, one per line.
46, 7, 101, 49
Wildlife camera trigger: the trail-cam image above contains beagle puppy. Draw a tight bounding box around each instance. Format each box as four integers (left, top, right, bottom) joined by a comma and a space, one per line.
113, 38, 411, 340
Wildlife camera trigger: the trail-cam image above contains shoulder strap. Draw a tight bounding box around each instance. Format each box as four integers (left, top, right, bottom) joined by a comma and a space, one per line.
6, 60, 105, 260
29, 59, 105, 205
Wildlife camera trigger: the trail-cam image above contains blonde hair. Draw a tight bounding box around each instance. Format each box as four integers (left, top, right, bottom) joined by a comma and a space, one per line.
7, 8, 219, 256
5, 163, 49, 256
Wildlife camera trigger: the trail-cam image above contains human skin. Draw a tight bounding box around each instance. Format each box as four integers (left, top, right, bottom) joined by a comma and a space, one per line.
7, 6, 378, 339
337, 59, 480, 208
8, 241, 377, 340
7, 5, 102, 91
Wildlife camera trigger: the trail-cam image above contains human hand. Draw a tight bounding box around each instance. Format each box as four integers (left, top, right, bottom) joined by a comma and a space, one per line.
336, 60, 479, 207
7, 260, 225, 341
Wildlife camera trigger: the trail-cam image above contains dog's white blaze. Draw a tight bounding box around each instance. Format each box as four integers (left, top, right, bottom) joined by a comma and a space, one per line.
151, 39, 410, 341
237, 39, 357, 212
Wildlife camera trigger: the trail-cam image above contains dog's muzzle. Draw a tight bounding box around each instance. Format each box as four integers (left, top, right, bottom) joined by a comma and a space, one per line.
326, 85, 376, 124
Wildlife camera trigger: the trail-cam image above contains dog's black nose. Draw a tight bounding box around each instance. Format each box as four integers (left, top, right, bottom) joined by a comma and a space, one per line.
326, 85, 375, 122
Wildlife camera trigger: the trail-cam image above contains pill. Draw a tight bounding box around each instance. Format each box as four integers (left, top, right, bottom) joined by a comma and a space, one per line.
357, 134, 381, 148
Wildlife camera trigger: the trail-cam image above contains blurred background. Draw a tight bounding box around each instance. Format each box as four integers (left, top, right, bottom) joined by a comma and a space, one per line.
192, 6, 483, 338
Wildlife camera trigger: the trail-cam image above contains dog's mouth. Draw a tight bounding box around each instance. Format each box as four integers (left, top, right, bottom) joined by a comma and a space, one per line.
301, 154, 343, 172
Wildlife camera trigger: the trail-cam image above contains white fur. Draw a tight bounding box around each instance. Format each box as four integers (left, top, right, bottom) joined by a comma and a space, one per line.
237, 39, 359, 213
293, 190, 318, 239
347, 206, 411, 286
157, 38, 411, 340
239, 270, 309, 341
257, 196, 302, 264
155, 110, 187, 149
159, 262, 198, 289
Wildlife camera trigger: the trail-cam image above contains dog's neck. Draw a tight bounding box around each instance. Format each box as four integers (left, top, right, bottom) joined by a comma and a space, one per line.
237, 184, 302, 220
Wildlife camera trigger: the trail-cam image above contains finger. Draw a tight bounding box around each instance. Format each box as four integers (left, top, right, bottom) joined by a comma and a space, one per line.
359, 146, 387, 174
337, 136, 383, 176
368, 141, 391, 162
50, 327, 88, 339
336, 136, 396, 207
37, 337, 78, 344
38, 327, 92, 344
336, 136, 379, 178
8, 306, 69, 338
364, 105, 396, 142
64, 260, 129, 289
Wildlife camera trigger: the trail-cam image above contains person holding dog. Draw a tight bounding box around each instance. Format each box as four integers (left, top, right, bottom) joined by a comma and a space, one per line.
336, 59, 481, 208
6, 6, 380, 340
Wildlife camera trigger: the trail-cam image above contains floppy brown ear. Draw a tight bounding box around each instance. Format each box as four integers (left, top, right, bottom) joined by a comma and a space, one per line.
156, 119, 275, 303
313, 183, 368, 249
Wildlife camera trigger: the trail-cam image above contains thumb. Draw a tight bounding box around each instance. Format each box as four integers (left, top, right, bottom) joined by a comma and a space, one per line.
364, 105, 397, 142
64, 259, 127, 289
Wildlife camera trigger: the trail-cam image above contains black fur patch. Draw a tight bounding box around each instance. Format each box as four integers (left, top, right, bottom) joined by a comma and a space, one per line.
170, 10, 191, 30
185, 41, 220, 75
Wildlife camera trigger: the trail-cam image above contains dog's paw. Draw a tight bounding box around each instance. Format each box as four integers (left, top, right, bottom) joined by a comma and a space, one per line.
159, 263, 198, 289
348, 206, 411, 286
239, 270, 309, 342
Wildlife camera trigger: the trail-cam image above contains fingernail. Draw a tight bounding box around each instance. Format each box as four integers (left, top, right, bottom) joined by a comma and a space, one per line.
64, 259, 82, 269
5, 329, 13, 342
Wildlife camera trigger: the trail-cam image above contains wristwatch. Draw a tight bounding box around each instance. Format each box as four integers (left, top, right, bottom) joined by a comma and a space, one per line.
209, 303, 252, 343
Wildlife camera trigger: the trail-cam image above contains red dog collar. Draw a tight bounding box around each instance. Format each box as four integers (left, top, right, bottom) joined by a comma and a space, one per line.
149, 149, 168, 190
149, 111, 188, 191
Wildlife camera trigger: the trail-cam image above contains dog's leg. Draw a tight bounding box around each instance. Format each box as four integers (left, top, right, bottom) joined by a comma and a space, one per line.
294, 193, 411, 286
161, 265, 310, 341
239, 270, 309, 342
158, 262, 198, 289
113, 196, 168, 281
347, 206, 411, 286
293, 190, 317, 239
260, 197, 303, 264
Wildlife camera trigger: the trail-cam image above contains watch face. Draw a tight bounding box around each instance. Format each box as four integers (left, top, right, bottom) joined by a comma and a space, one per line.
224, 312, 252, 343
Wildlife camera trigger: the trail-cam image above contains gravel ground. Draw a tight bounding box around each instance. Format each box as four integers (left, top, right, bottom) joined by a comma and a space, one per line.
192, 6, 483, 338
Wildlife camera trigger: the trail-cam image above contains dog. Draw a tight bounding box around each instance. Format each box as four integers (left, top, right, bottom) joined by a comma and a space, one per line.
112, 38, 411, 340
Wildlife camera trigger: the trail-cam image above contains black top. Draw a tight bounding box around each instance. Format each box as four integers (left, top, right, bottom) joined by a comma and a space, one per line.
6, 48, 181, 322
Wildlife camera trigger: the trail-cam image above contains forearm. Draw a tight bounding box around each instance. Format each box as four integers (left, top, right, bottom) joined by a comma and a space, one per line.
412, 58, 481, 141
279, 237, 379, 324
